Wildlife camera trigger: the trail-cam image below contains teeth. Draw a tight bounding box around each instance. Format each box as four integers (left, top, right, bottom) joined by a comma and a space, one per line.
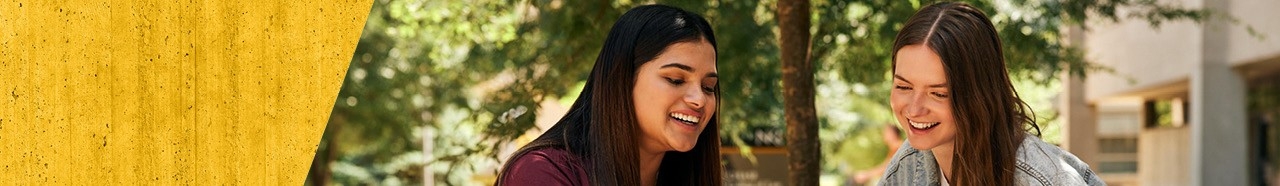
671, 113, 700, 124
908, 120, 939, 129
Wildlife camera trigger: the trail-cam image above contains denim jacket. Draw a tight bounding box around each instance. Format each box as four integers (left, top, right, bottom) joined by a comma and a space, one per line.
878, 134, 1105, 186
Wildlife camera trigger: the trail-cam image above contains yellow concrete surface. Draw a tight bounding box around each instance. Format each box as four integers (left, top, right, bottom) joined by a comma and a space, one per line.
0, 0, 371, 184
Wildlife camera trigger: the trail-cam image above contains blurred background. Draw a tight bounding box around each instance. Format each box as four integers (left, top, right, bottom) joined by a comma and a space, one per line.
304, 0, 1280, 185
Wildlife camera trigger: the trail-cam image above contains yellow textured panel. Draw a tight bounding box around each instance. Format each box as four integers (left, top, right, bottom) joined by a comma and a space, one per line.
0, 0, 371, 184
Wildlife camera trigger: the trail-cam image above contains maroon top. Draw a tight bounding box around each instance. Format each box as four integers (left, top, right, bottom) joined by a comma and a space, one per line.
498, 147, 590, 186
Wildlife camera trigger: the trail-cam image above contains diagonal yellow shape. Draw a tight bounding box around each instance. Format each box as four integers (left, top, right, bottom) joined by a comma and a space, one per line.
0, 0, 371, 184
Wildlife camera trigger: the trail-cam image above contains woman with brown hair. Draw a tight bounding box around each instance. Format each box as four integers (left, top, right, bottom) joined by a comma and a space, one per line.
496, 4, 722, 186
879, 2, 1104, 185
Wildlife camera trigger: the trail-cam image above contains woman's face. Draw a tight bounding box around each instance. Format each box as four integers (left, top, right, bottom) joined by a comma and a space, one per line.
891, 44, 957, 151
633, 39, 718, 153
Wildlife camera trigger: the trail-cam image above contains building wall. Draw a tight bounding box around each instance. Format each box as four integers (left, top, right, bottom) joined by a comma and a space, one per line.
1138, 127, 1190, 186
1072, 0, 1280, 185
1081, 0, 1280, 99
1081, 0, 1202, 102
1222, 0, 1280, 66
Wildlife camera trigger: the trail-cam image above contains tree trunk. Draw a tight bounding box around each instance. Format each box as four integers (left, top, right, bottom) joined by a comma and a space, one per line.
306, 115, 340, 185
777, 0, 818, 185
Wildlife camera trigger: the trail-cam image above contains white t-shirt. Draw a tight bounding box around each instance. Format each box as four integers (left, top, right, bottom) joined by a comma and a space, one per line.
939, 167, 951, 186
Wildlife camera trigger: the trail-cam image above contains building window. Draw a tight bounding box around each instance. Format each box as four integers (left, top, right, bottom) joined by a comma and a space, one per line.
1099, 137, 1138, 153
1145, 97, 1187, 128
1097, 137, 1139, 174
1099, 161, 1138, 173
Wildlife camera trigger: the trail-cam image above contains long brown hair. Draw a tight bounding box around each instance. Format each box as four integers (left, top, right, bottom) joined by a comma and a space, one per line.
891, 2, 1041, 185
498, 4, 722, 185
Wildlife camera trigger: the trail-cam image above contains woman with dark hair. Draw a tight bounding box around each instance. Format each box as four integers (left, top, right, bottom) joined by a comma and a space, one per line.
496, 4, 722, 186
879, 2, 1104, 186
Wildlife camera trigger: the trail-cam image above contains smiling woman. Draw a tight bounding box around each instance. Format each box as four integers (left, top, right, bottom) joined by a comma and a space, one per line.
878, 2, 1104, 186
495, 4, 722, 186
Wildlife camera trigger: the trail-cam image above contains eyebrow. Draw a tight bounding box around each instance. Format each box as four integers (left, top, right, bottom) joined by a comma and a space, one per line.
661, 63, 718, 78
893, 74, 946, 88
661, 63, 693, 71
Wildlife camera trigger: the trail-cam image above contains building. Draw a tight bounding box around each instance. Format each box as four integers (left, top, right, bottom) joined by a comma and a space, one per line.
1059, 0, 1280, 185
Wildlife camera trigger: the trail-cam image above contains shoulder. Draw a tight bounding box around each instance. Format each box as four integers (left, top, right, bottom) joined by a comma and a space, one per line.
880, 140, 940, 186
499, 147, 589, 186
884, 140, 922, 176
1014, 135, 1106, 186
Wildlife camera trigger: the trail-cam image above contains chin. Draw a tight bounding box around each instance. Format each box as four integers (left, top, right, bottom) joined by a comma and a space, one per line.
906, 138, 935, 150
671, 142, 698, 152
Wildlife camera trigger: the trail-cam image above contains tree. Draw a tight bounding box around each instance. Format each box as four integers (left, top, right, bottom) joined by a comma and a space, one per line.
778, 0, 820, 185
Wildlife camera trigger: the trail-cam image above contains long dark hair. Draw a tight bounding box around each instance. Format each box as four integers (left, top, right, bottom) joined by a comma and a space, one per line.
891, 2, 1041, 185
499, 4, 721, 185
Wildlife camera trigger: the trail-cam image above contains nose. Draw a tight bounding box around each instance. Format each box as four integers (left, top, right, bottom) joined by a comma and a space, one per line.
903, 92, 928, 117
684, 86, 706, 110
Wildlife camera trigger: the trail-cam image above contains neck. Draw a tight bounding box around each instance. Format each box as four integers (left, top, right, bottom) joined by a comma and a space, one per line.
639, 147, 665, 186
932, 142, 955, 183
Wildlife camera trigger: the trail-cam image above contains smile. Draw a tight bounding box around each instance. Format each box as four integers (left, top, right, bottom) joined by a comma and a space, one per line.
670, 112, 700, 125
908, 120, 939, 130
